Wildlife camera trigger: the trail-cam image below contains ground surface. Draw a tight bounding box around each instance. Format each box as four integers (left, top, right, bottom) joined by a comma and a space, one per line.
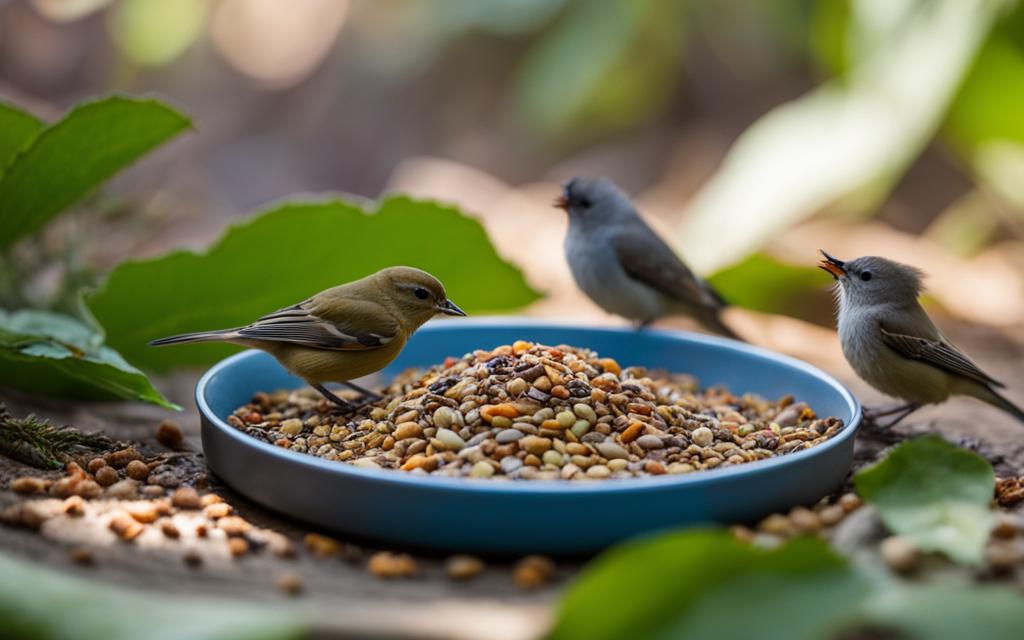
2, 321, 1022, 640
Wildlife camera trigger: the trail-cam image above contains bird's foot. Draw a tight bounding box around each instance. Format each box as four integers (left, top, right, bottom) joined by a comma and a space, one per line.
634, 318, 654, 331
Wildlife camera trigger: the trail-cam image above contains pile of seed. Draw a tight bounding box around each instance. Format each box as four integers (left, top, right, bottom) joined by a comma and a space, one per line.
230, 341, 845, 480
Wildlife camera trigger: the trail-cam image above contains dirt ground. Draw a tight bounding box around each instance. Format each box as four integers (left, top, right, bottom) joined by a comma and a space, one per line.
2, 319, 1022, 640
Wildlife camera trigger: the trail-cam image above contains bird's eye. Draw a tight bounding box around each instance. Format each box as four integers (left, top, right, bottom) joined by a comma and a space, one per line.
860, 271, 872, 282
577, 197, 592, 209
413, 287, 430, 300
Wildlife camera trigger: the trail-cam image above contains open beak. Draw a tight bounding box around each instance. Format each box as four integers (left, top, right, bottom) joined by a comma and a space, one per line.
818, 249, 846, 278
438, 299, 466, 317
552, 194, 569, 210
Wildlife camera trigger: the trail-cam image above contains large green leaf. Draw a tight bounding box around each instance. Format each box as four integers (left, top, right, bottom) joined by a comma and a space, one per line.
550, 532, 867, 640
551, 529, 1024, 640
0, 103, 43, 173
0, 309, 175, 408
677, 0, 1006, 273
87, 196, 541, 372
0, 96, 191, 249
863, 583, 1024, 640
0, 552, 303, 640
855, 435, 995, 564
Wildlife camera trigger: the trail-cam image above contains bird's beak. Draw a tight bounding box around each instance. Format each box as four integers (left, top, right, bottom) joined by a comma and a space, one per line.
438, 299, 466, 316
552, 194, 569, 210
818, 249, 846, 278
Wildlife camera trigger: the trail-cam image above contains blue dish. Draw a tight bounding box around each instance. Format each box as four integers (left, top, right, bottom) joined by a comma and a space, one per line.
197, 318, 861, 555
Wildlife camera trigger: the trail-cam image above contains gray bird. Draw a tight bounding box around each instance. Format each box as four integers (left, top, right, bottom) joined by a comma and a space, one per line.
555, 177, 739, 339
819, 250, 1024, 426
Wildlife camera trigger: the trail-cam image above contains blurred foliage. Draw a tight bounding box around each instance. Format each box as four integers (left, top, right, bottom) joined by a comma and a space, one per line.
552, 529, 1024, 640
0, 104, 43, 171
553, 438, 1020, 640
0, 96, 190, 250
516, 0, 688, 142
552, 532, 866, 640
87, 196, 542, 373
0, 96, 189, 407
679, 0, 1010, 273
708, 253, 833, 324
0, 551, 304, 640
855, 434, 995, 564
108, 0, 208, 67
0, 309, 174, 407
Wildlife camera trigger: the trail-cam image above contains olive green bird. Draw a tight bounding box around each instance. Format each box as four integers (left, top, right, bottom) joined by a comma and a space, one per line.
150, 266, 465, 409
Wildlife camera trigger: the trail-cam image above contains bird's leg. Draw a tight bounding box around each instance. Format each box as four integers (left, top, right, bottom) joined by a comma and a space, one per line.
341, 381, 383, 405
864, 403, 921, 429
311, 383, 354, 411
864, 403, 916, 420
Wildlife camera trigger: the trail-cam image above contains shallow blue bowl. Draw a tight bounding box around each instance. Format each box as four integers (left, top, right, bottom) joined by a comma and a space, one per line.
197, 318, 861, 555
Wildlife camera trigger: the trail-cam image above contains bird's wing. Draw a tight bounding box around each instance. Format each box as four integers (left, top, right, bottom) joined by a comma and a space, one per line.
237, 299, 399, 351
610, 226, 724, 309
879, 324, 1004, 388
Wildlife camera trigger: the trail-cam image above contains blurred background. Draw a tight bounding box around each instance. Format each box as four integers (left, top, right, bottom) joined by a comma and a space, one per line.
2, 0, 1022, 375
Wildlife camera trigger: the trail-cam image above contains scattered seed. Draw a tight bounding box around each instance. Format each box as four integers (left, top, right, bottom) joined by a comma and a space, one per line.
276, 571, 304, 595
68, 547, 95, 566
304, 533, 341, 557
10, 477, 50, 494
513, 555, 554, 589
109, 513, 144, 541
445, 554, 485, 581
171, 487, 202, 510
156, 419, 184, 448
227, 537, 250, 557
368, 551, 417, 578
63, 495, 86, 517
880, 536, 918, 574
160, 519, 181, 539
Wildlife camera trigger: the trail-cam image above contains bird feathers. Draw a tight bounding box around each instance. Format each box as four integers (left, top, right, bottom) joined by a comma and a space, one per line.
610, 226, 724, 312
238, 299, 398, 352
879, 325, 1004, 389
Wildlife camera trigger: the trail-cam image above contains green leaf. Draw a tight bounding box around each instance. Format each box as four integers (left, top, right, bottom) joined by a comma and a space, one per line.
708, 253, 836, 325
0, 309, 176, 409
676, 0, 1006, 273
0, 95, 191, 249
0, 552, 304, 640
87, 195, 541, 372
551, 528, 1024, 640
863, 583, 1024, 640
0, 102, 43, 173
855, 434, 995, 564
550, 531, 868, 640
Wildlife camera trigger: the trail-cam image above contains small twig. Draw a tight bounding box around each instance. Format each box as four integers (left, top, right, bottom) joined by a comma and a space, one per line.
0, 403, 111, 469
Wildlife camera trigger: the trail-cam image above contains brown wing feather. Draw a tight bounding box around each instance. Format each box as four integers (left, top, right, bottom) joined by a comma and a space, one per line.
879, 326, 1004, 388
611, 227, 723, 310
238, 300, 397, 351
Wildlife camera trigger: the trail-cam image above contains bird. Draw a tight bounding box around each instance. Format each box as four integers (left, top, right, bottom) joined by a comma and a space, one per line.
818, 250, 1023, 427
554, 176, 739, 339
150, 266, 466, 410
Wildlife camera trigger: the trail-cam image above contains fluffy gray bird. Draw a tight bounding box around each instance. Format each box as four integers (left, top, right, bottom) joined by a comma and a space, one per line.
555, 177, 739, 339
819, 250, 1024, 426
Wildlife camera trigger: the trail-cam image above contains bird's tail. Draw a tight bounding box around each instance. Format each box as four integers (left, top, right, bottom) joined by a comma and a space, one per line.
972, 384, 1024, 425
697, 310, 743, 342
149, 328, 239, 347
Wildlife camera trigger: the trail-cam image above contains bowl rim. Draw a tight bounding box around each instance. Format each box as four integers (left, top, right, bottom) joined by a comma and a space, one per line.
196, 317, 862, 495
